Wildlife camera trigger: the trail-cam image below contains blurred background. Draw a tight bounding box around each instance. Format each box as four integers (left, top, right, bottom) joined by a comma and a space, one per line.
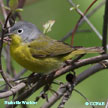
0, 0, 108, 108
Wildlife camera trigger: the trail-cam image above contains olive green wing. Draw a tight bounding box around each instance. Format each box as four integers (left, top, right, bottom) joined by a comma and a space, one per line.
28, 36, 74, 58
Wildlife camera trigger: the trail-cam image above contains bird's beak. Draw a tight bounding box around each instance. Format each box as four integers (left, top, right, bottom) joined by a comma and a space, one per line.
0, 35, 12, 45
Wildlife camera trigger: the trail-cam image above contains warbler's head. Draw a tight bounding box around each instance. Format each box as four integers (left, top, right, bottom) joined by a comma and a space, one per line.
9, 21, 42, 43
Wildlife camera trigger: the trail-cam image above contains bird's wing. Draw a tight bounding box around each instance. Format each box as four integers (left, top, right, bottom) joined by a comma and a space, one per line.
28, 36, 74, 58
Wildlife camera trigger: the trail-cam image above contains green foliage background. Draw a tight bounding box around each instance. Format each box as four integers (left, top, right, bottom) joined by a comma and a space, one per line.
0, 0, 108, 108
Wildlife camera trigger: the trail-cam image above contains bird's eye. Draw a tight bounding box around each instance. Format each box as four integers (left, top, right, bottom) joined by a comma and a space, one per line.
17, 29, 23, 34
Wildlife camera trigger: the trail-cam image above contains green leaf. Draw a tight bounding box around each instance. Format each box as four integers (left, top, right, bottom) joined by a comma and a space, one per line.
43, 20, 55, 34
15, 8, 23, 12
70, 7, 75, 11
76, 4, 80, 8
70, 4, 80, 11
9, 0, 18, 11
4, 6, 11, 11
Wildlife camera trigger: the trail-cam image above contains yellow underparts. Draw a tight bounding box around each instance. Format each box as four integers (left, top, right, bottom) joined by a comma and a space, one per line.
10, 35, 64, 73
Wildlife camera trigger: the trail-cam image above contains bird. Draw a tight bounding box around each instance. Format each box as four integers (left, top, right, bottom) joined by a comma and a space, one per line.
6, 21, 103, 74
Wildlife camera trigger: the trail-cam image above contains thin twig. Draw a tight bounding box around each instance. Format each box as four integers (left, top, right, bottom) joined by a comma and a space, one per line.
8, 0, 26, 21
75, 61, 108, 85
102, 0, 108, 54
4, 46, 15, 75
0, 82, 26, 99
77, 29, 91, 33
83, 0, 97, 15
68, 54, 85, 64
0, 0, 13, 88
4, 12, 12, 28
0, 30, 13, 88
40, 83, 73, 108
79, 0, 105, 25
69, 1, 108, 49
0, 53, 107, 98
74, 89, 95, 108
61, 0, 105, 42
18, 0, 26, 8
0, 0, 7, 20
57, 83, 74, 108
41, 61, 108, 108
68, 0, 97, 46
55, 54, 108, 77
0, 20, 3, 26
105, 99, 108, 108
15, 69, 27, 80
3, 54, 108, 105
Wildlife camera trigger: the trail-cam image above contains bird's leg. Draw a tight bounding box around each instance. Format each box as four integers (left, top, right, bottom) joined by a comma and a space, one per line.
35, 73, 54, 102
37, 81, 64, 102
35, 81, 52, 102
52, 80, 64, 85
65, 54, 85, 66
22, 72, 42, 89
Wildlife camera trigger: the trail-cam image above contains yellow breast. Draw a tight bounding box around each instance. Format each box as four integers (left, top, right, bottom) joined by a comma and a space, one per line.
10, 35, 64, 73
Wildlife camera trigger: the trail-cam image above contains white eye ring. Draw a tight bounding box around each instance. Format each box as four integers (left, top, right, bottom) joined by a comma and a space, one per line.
17, 29, 23, 34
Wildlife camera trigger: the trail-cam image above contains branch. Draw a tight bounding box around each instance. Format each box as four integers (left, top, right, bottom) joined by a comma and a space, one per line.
0, 0, 15, 79
0, 20, 3, 26
61, 0, 105, 42
75, 61, 108, 85
4, 46, 15, 75
1, 54, 108, 105
68, 0, 97, 45
102, 0, 108, 54
105, 99, 108, 108
0, 0, 26, 89
0, 0, 13, 88
54, 54, 108, 77
0, 0, 7, 20
57, 83, 74, 108
18, 0, 26, 8
41, 83, 69, 108
79, 0, 105, 25
15, 69, 27, 80
41, 61, 108, 108
41, 83, 74, 108
0, 82, 26, 98
73, 89, 95, 108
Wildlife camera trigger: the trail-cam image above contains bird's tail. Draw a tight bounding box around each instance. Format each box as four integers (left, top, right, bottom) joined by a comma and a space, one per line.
63, 47, 103, 60
74, 47, 104, 53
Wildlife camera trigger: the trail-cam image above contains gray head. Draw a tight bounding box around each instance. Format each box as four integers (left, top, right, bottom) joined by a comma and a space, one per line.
10, 21, 42, 42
